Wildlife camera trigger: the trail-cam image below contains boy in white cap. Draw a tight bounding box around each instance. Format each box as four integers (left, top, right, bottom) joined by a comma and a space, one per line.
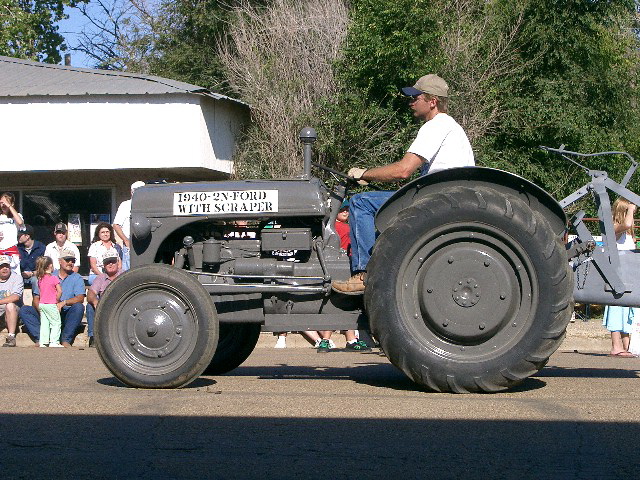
113, 180, 145, 271
0, 255, 23, 347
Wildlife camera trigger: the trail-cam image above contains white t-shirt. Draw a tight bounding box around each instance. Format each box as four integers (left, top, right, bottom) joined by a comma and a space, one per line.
617, 232, 636, 251
44, 240, 81, 270
88, 241, 121, 270
406, 113, 475, 175
0, 213, 23, 250
113, 199, 132, 240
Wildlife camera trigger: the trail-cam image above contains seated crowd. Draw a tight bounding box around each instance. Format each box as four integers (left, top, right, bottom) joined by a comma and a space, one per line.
1, 220, 125, 348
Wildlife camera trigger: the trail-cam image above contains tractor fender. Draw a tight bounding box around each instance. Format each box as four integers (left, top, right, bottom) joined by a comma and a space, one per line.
375, 166, 567, 236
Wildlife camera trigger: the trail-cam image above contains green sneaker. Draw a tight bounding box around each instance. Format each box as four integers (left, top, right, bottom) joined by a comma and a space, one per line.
344, 340, 372, 352
316, 339, 332, 353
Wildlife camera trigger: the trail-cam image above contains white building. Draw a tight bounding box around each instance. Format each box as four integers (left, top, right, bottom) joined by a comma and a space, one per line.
0, 55, 249, 273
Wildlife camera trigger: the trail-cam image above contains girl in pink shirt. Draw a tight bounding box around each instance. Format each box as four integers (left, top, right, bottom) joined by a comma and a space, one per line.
36, 256, 63, 347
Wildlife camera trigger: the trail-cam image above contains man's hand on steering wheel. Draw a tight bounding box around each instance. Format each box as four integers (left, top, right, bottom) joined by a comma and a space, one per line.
348, 167, 369, 186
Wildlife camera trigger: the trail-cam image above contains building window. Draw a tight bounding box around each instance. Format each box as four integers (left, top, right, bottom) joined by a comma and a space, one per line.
21, 188, 113, 275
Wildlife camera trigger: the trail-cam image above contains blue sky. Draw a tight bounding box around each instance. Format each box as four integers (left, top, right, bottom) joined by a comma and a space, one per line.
58, 5, 96, 68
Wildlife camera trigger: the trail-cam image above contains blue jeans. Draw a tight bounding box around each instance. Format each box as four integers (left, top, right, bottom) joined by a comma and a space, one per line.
20, 303, 85, 344
349, 190, 394, 272
85, 303, 96, 338
122, 246, 131, 271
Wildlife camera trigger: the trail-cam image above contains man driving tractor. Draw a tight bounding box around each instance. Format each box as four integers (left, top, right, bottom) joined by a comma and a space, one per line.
332, 74, 475, 294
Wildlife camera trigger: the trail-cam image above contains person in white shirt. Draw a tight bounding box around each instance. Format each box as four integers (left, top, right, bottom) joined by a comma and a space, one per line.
332, 74, 474, 294
43, 222, 80, 273
113, 181, 145, 271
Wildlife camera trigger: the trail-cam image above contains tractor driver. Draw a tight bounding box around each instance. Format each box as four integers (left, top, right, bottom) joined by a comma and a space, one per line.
332, 74, 475, 295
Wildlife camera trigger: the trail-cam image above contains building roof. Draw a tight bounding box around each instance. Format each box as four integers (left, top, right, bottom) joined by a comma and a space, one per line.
0, 55, 243, 104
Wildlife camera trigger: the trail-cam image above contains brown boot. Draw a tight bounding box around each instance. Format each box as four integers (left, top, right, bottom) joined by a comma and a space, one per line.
332, 272, 365, 295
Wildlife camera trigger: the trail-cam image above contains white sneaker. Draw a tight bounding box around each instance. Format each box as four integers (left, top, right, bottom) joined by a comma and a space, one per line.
313, 338, 321, 348
49, 343, 64, 348
328, 339, 336, 349
39, 344, 48, 348
274, 336, 287, 349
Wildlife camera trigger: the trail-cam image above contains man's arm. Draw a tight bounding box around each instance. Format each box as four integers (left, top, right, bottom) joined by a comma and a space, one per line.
352, 153, 424, 183
113, 224, 129, 248
87, 289, 99, 308
62, 294, 85, 307
32, 294, 40, 311
0, 294, 20, 305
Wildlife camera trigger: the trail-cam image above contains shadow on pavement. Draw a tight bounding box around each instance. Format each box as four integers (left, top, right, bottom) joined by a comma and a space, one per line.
1, 414, 637, 479
535, 366, 640, 379
97, 376, 217, 389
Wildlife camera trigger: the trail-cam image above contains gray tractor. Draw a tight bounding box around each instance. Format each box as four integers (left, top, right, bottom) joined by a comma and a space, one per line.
94, 128, 633, 393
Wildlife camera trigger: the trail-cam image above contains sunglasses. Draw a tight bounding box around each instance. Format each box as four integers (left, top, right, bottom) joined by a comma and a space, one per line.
103, 258, 118, 265
62, 257, 76, 263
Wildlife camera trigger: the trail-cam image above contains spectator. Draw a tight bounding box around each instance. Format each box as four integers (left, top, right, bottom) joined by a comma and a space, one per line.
85, 249, 123, 347
334, 199, 351, 255
317, 202, 371, 352
114, 180, 145, 271
0, 255, 24, 347
34, 256, 63, 348
20, 248, 86, 347
17, 224, 46, 288
44, 222, 80, 273
273, 331, 323, 349
0, 192, 25, 276
602, 197, 638, 357
87, 222, 122, 285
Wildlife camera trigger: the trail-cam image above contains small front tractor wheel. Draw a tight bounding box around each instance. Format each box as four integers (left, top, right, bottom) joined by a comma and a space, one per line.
95, 264, 219, 388
203, 323, 261, 375
366, 186, 573, 393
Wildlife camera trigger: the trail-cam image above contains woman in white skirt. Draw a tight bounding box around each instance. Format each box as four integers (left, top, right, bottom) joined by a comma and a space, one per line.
602, 197, 638, 357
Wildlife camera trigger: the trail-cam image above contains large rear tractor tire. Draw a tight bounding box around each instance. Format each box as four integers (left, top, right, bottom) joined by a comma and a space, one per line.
95, 264, 219, 388
365, 186, 573, 393
203, 323, 261, 375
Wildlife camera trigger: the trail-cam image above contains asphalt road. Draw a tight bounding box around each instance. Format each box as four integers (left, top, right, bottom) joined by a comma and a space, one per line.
1, 346, 639, 480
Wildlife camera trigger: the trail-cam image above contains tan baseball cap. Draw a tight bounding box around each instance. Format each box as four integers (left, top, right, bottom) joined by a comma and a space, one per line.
102, 248, 119, 262
60, 248, 76, 260
402, 74, 449, 98
0, 255, 11, 267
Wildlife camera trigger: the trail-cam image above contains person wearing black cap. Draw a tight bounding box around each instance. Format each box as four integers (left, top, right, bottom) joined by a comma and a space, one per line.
43, 222, 81, 273
332, 74, 474, 294
17, 224, 46, 287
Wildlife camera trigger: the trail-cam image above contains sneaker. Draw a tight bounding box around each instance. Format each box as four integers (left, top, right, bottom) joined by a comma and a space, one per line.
274, 336, 287, 349
313, 338, 322, 348
331, 272, 365, 295
88, 337, 95, 348
39, 344, 48, 348
317, 339, 333, 353
2, 335, 16, 347
345, 340, 372, 352
49, 342, 64, 348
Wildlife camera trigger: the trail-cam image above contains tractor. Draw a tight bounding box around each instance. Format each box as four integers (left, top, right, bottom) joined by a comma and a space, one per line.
95, 128, 636, 393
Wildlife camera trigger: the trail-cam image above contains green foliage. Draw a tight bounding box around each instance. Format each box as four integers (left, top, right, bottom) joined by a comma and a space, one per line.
311, 0, 445, 178
338, 0, 443, 105
0, 0, 78, 63
479, 0, 640, 207
150, 0, 267, 93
